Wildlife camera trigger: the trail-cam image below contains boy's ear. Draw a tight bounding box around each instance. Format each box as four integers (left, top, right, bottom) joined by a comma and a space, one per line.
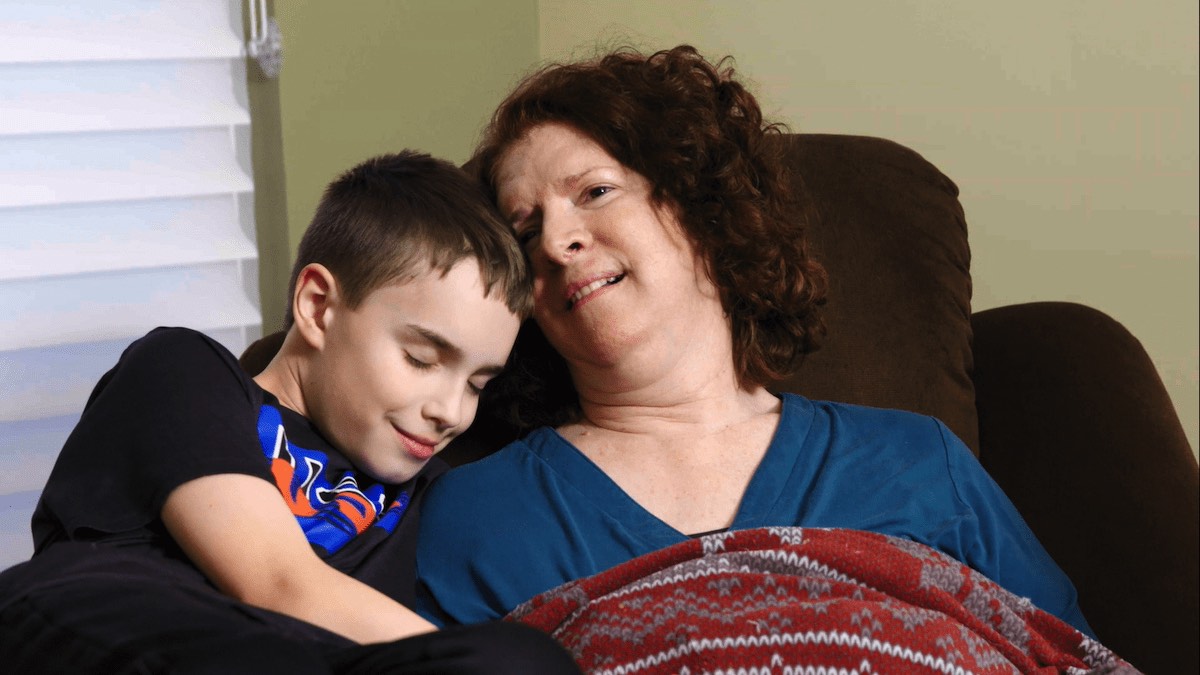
292, 263, 339, 351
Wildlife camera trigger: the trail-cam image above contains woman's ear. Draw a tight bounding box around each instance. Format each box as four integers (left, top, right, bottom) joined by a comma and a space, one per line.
292, 263, 339, 351
655, 201, 719, 300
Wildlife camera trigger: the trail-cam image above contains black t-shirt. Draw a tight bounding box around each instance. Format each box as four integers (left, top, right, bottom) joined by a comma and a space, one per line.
30, 327, 445, 607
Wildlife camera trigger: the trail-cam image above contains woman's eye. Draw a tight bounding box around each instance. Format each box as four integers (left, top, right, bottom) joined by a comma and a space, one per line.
586, 186, 613, 200
515, 226, 539, 248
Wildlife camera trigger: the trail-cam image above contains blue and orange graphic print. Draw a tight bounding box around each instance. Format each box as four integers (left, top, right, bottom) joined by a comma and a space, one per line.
256, 404, 408, 555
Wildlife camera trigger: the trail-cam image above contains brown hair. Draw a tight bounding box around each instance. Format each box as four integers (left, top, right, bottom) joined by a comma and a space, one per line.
283, 150, 531, 328
473, 45, 827, 429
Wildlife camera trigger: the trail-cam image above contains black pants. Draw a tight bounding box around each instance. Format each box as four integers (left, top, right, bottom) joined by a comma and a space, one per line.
0, 545, 580, 675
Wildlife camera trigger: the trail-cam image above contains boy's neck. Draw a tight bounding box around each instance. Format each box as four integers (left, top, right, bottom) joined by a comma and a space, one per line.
252, 330, 310, 418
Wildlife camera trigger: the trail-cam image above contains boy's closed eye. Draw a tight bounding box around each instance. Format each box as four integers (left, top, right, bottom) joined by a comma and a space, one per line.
401, 323, 507, 395
467, 377, 490, 396
404, 352, 436, 370
401, 324, 454, 367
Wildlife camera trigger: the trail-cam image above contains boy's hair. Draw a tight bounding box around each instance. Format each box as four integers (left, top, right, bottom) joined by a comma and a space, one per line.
283, 151, 532, 328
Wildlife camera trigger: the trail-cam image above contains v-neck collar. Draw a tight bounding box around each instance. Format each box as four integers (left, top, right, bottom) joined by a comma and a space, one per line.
525, 394, 816, 549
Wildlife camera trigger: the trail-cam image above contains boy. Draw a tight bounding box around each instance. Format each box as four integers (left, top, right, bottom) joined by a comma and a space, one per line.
0, 152, 578, 674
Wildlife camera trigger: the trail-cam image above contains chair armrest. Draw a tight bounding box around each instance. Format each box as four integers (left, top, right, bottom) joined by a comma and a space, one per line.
239, 331, 285, 377
972, 301, 1197, 674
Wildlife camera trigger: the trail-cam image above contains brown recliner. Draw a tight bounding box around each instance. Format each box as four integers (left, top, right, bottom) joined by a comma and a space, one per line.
241, 134, 1197, 674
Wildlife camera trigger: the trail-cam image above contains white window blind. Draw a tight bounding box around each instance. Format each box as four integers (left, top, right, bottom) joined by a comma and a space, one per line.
0, 1, 261, 568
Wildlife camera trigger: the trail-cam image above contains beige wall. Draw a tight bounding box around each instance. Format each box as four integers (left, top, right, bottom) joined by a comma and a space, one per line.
539, 0, 1199, 453
262, 0, 537, 330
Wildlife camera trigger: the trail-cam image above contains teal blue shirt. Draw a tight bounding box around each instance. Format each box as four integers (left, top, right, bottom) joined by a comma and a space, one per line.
415, 394, 1093, 637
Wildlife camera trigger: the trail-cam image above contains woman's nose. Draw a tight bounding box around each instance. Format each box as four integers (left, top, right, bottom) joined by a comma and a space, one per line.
539, 207, 590, 264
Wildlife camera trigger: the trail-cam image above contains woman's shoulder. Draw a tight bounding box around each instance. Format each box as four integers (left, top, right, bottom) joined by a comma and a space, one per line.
425, 428, 563, 507
779, 392, 957, 447
417, 428, 584, 581
445, 427, 558, 472
782, 391, 950, 427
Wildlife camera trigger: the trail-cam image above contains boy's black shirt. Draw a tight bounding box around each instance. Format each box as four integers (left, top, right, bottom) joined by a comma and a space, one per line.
27, 327, 446, 608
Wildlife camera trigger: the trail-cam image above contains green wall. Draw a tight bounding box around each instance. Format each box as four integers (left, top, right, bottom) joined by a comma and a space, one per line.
252, 1, 1196, 455
537, 0, 1199, 455
256, 0, 538, 331
245, 0, 290, 335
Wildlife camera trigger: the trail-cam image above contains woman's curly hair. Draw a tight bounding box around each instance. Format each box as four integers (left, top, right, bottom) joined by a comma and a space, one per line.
472, 45, 827, 431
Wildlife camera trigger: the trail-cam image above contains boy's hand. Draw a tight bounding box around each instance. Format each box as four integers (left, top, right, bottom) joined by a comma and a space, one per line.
162, 473, 436, 644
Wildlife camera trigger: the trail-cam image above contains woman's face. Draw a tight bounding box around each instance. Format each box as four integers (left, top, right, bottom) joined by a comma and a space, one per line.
494, 123, 723, 371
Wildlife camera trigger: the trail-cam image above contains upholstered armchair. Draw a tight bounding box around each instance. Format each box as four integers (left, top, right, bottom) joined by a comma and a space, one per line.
759, 135, 1196, 675
241, 134, 1197, 674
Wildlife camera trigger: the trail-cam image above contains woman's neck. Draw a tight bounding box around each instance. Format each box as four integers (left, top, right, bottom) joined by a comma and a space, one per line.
561, 371, 782, 536
566, 346, 777, 441
559, 290, 772, 437
556, 306, 785, 533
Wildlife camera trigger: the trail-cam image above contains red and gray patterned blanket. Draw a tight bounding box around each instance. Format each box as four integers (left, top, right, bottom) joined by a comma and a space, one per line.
507, 527, 1138, 674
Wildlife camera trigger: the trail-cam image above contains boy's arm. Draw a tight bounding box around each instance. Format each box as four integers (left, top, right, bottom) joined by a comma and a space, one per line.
163, 473, 436, 644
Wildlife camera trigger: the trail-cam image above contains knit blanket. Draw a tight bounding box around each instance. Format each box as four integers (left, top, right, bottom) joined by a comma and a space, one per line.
507, 527, 1138, 674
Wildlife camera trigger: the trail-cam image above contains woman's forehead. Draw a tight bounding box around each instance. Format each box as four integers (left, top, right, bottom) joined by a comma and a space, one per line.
496, 125, 621, 192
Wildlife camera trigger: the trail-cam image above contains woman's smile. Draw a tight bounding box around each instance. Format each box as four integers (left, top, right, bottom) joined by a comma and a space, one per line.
566, 273, 624, 310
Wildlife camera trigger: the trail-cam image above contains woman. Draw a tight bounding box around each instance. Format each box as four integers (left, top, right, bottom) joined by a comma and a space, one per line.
414, 45, 1092, 637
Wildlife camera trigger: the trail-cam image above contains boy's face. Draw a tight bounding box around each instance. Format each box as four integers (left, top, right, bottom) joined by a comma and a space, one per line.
307, 260, 520, 484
